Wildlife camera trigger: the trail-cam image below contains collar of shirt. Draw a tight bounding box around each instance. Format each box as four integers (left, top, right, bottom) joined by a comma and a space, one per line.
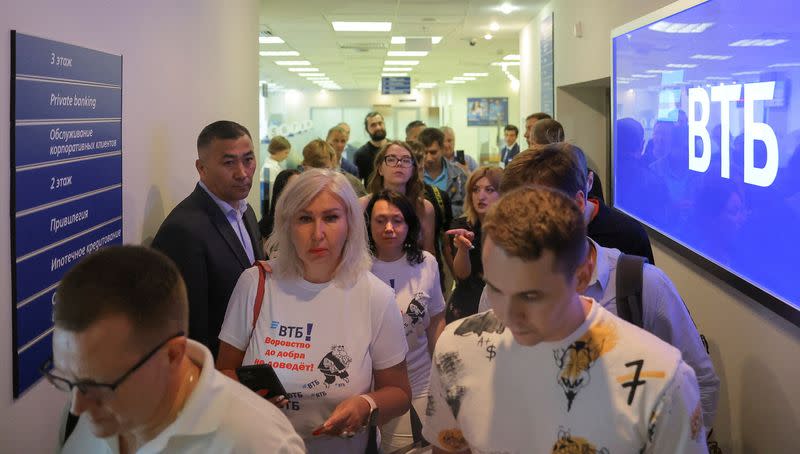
586, 238, 612, 293
198, 180, 247, 219
424, 160, 449, 189
113, 340, 230, 453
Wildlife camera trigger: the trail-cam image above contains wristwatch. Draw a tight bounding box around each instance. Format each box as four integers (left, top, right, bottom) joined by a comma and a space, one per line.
359, 394, 379, 427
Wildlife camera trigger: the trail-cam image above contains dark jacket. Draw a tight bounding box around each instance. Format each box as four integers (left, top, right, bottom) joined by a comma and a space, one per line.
151, 184, 264, 355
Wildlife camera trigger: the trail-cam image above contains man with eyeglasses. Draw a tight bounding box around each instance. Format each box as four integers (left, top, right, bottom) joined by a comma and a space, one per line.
47, 246, 304, 453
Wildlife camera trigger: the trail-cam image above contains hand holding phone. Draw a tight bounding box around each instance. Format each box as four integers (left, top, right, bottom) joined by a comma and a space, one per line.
455, 149, 466, 165
236, 364, 287, 400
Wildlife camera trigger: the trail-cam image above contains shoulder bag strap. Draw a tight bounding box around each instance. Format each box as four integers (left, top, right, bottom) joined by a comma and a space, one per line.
616, 254, 646, 327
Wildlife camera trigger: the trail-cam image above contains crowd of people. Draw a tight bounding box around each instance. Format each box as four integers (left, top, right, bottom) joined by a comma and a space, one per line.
45, 112, 719, 454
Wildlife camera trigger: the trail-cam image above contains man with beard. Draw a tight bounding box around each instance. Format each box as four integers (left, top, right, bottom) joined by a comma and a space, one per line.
354, 111, 388, 185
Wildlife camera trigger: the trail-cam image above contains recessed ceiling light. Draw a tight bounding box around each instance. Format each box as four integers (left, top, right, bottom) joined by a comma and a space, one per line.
648, 21, 714, 33
382, 67, 412, 72
631, 74, 658, 78
259, 36, 285, 44
332, 21, 392, 32
387, 51, 429, 57
382, 73, 408, 77
484, 34, 493, 40
260, 51, 300, 57
768, 62, 800, 68
490, 22, 500, 32
300, 73, 326, 77
385, 60, 420, 66
392, 36, 442, 45
288, 67, 318, 72
275, 60, 311, 66
731, 70, 761, 75
729, 39, 788, 47
503, 54, 521, 61
445, 80, 466, 84
691, 54, 733, 60
498, 2, 516, 15
464, 73, 489, 77
416, 82, 438, 88
666, 63, 698, 68
706, 76, 733, 80
454, 76, 476, 81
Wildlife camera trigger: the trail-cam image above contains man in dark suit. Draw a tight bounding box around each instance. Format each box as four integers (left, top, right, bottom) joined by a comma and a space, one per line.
152, 120, 264, 355
500, 124, 520, 167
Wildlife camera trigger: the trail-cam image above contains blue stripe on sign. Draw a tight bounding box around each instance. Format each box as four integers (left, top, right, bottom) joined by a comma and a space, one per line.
15, 329, 53, 397
16, 286, 58, 348
15, 186, 122, 257
15, 154, 122, 213
15, 33, 121, 85
14, 120, 121, 168
15, 218, 122, 303
14, 79, 121, 121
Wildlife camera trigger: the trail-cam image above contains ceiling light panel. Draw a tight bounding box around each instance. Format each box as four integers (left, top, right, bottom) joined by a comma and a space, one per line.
275, 60, 310, 66
387, 51, 428, 57
691, 54, 733, 60
259, 36, 285, 44
332, 21, 392, 32
260, 51, 300, 57
729, 39, 788, 47
383, 67, 412, 72
385, 60, 419, 66
288, 67, 318, 72
464, 73, 489, 77
382, 73, 408, 77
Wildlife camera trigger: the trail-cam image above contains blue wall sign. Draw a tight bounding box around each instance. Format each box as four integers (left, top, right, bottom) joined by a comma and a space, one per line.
11, 32, 123, 397
381, 76, 411, 95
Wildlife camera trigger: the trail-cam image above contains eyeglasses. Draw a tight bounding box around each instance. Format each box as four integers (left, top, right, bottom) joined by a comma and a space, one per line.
383, 155, 415, 168
40, 331, 185, 400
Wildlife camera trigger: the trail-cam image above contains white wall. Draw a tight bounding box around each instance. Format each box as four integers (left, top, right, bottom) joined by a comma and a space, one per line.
0, 0, 259, 451
519, 1, 800, 452
435, 79, 522, 166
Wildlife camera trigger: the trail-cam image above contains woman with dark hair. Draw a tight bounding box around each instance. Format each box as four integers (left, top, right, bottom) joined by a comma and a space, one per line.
445, 166, 503, 323
366, 190, 445, 452
259, 168, 301, 239
360, 140, 436, 255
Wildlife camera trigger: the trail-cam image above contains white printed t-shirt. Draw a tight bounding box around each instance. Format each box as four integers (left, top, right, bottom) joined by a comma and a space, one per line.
423, 300, 707, 454
370, 251, 445, 398
219, 264, 408, 453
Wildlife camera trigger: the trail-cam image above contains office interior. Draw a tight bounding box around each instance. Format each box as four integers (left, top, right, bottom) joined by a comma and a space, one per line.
1, 1, 798, 452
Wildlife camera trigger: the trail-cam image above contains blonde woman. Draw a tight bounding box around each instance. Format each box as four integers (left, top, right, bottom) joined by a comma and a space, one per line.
217, 169, 411, 453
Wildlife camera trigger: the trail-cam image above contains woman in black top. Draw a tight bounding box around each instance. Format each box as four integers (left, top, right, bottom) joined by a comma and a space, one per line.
445, 166, 503, 323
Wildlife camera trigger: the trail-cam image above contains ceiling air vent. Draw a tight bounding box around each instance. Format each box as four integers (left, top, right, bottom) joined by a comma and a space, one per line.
338, 41, 387, 53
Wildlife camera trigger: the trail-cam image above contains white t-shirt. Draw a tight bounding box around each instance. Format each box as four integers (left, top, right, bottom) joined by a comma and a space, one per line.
59, 340, 305, 454
370, 251, 445, 398
423, 300, 707, 454
260, 154, 284, 202
219, 264, 408, 453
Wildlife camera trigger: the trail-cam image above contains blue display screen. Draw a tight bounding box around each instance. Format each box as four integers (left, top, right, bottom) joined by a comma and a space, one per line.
612, 0, 799, 316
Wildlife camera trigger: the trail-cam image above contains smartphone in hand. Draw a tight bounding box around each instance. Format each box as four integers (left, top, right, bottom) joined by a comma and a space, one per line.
456, 149, 466, 165
236, 364, 287, 399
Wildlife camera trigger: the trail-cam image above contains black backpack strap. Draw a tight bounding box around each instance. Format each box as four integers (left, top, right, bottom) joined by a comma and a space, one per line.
616, 254, 647, 327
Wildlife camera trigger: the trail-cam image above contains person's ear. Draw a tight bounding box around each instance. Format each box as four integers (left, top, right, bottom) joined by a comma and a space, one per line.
195, 159, 205, 177
166, 336, 188, 368
574, 190, 587, 212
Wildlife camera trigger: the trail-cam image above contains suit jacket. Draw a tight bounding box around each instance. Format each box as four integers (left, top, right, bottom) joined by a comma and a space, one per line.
151, 184, 265, 355
501, 143, 520, 166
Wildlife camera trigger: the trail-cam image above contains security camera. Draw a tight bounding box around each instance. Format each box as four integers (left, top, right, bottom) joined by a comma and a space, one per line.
469, 38, 477, 46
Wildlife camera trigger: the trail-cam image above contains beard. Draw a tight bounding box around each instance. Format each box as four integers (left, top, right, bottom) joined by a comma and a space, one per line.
369, 129, 387, 142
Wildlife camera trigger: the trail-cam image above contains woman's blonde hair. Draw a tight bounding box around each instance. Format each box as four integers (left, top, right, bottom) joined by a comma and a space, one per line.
463, 166, 504, 225
266, 169, 372, 287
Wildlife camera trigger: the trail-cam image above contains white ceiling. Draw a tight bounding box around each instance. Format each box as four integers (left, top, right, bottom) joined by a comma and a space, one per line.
259, 0, 545, 90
